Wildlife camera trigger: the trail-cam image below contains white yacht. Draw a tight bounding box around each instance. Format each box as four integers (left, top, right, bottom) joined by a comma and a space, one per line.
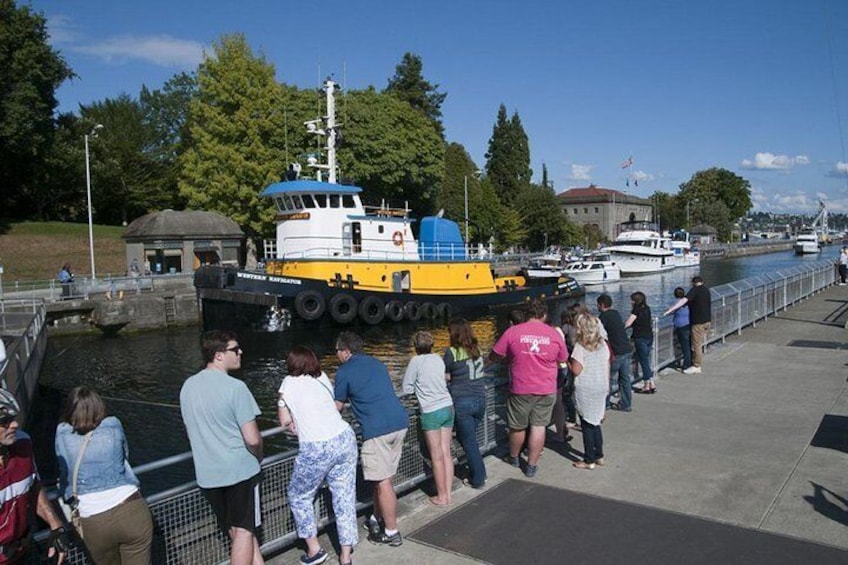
670, 230, 700, 267
607, 221, 675, 275
562, 252, 621, 285
794, 229, 821, 255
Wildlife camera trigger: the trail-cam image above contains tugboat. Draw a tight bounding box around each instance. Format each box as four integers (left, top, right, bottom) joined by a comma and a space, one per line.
194, 79, 583, 330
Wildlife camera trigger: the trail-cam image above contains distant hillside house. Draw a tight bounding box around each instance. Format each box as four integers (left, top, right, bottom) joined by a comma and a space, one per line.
123, 210, 244, 275
556, 185, 653, 241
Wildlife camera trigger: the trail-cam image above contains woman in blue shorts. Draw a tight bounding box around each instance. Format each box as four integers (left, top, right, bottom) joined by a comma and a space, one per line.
402, 331, 454, 506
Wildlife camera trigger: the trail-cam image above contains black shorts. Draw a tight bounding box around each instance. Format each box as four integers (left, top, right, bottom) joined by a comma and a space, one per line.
202, 473, 262, 534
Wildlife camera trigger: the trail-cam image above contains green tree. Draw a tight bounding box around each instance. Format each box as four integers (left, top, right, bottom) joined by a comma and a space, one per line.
179, 34, 286, 245
339, 87, 444, 215
0, 0, 73, 219
484, 105, 532, 207
140, 72, 198, 211
439, 143, 479, 224
385, 52, 447, 138
81, 94, 167, 225
515, 183, 570, 250
678, 167, 752, 221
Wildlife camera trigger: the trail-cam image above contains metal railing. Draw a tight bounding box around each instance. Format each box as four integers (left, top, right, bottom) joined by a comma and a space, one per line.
45, 383, 506, 565
0, 302, 48, 424
0, 274, 194, 303
31, 259, 837, 563
649, 258, 837, 375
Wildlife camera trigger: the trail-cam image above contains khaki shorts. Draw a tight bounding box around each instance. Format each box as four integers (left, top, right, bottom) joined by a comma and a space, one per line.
361, 429, 408, 481
507, 393, 556, 429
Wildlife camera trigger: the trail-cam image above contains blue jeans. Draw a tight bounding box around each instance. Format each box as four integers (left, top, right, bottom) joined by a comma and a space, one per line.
675, 325, 692, 369
453, 394, 487, 488
633, 337, 653, 383
608, 352, 633, 410
580, 417, 603, 463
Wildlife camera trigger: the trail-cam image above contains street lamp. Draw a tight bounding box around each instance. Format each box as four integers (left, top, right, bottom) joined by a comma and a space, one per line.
85, 124, 104, 280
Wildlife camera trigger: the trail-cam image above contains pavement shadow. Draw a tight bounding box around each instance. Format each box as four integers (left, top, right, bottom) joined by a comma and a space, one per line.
803, 482, 848, 527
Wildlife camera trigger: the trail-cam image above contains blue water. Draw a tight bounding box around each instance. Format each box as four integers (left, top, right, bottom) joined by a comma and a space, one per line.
29, 246, 839, 490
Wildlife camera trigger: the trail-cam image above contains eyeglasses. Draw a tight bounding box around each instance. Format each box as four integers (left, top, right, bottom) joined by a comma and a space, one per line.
226, 346, 243, 354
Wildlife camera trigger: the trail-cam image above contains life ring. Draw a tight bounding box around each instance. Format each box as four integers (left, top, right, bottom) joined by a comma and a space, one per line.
294, 290, 326, 321
435, 302, 453, 319
392, 231, 404, 246
419, 302, 436, 319
384, 300, 405, 322
329, 293, 358, 324
358, 295, 385, 325
403, 301, 422, 321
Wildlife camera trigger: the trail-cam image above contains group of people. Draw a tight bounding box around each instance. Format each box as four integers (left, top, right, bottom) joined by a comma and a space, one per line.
0, 276, 713, 565
0, 383, 152, 565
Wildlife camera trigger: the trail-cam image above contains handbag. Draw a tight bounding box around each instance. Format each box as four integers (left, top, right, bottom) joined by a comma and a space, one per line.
61, 431, 93, 538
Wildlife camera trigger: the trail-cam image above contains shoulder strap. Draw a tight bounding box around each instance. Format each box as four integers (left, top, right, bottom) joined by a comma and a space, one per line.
72, 432, 94, 499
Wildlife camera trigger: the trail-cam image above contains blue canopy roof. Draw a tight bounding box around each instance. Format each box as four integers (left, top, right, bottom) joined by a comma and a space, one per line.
261, 180, 362, 197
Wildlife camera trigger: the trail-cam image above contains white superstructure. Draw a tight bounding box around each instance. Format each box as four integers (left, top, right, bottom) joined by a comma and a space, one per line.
606, 221, 675, 274
562, 252, 621, 285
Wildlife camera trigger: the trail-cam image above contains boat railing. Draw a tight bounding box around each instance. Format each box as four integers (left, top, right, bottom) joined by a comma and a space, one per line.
648, 259, 837, 376
37, 380, 509, 564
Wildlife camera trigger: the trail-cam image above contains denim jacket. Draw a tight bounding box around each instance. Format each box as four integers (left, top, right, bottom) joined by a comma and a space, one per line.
55, 416, 140, 500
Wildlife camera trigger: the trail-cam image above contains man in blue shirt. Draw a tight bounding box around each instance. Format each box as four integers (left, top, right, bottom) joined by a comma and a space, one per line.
334, 331, 408, 548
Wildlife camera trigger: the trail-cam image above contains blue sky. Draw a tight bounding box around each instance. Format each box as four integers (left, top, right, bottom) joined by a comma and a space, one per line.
31, 0, 848, 215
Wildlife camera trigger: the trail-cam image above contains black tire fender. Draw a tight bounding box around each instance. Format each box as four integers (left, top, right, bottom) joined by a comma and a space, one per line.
436, 302, 453, 319
329, 293, 358, 324
419, 302, 436, 319
403, 301, 422, 321
358, 295, 385, 325
385, 300, 404, 322
294, 290, 326, 321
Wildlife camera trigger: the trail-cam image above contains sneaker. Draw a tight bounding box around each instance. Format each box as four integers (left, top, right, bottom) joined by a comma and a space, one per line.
524, 464, 538, 478
369, 530, 403, 547
683, 366, 702, 374
504, 454, 520, 467
363, 517, 384, 538
300, 549, 328, 565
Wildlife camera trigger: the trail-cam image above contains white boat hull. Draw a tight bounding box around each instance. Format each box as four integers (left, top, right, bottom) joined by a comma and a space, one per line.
607, 250, 675, 274
564, 266, 622, 285
794, 242, 821, 255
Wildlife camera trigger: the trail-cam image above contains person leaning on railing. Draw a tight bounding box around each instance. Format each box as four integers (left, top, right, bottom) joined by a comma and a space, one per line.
54, 387, 153, 565
0, 388, 69, 565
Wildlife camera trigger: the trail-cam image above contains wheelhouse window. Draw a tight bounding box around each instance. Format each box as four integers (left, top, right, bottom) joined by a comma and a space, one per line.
302, 194, 316, 208
342, 194, 356, 208
329, 194, 340, 208
314, 194, 327, 207
282, 194, 294, 210
291, 195, 304, 210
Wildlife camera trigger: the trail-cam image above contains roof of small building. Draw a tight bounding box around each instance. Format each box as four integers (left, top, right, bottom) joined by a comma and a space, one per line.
690, 223, 718, 235
123, 210, 244, 240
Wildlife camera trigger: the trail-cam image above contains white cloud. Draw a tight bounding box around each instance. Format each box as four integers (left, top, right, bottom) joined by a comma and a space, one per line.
71, 35, 205, 68
827, 161, 848, 178
632, 170, 654, 183
740, 152, 810, 171
567, 164, 593, 181
46, 14, 81, 44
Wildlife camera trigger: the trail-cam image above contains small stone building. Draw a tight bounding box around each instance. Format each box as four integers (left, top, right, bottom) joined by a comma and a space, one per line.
123, 210, 244, 275
690, 224, 718, 245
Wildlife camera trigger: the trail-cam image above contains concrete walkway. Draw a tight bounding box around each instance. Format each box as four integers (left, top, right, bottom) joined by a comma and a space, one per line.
268, 285, 848, 564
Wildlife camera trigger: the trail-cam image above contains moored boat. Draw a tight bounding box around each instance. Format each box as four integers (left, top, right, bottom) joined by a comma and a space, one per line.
561, 252, 621, 285
794, 229, 821, 255
670, 230, 700, 267
606, 221, 675, 275
194, 80, 583, 330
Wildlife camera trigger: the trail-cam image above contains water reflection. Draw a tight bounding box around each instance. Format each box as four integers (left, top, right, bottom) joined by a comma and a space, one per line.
30, 248, 838, 489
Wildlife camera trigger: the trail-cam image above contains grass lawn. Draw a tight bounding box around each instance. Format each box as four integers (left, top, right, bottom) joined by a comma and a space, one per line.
0, 221, 129, 282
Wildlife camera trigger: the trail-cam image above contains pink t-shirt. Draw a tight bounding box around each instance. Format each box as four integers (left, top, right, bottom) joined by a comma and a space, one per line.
492, 319, 569, 395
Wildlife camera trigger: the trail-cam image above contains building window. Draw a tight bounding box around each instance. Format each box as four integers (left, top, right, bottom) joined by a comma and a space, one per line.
573, 208, 578, 214
583, 208, 588, 213
594, 207, 599, 213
